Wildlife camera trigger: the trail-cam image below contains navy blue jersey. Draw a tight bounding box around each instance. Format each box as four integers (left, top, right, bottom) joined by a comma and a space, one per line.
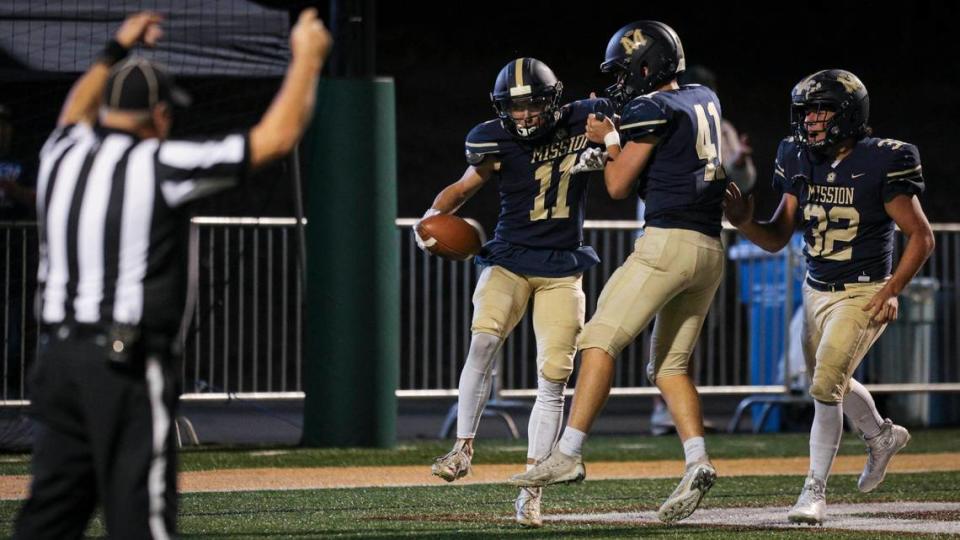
774, 136, 925, 284
464, 98, 615, 277
620, 84, 726, 237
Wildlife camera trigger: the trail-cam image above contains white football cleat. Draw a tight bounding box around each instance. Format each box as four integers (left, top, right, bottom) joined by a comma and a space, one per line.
859, 419, 910, 493
508, 448, 584, 487
788, 475, 826, 525
514, 487, 543, 528
431, 440, 472, 482
657, 461, 716, 522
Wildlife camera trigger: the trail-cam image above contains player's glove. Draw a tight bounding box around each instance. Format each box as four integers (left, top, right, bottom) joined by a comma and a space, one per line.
413, 208, 441, 252
570, 147, 608, 175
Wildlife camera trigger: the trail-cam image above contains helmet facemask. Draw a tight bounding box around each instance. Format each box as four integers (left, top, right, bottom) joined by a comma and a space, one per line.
790, 70, 870, 155
492, 84, 563, 140
791, 101, 840, 152
602, 64, 635, 111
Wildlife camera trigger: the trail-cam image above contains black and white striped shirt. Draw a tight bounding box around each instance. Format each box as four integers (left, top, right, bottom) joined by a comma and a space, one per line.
37, 122, 248, 334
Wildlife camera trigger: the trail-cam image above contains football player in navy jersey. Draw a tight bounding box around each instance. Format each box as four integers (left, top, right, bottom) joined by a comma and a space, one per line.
722, 69, 935, 524
511, 21, 726, 523
417, 57, 615, 527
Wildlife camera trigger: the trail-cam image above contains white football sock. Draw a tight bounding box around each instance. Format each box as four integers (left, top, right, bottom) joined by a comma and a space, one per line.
683, 436, 708, 467
809, 400, 843, 482
843, 378, 885, 439
527, 376, 566, 463
455, 332, 502, 439
558, 426, 587, 458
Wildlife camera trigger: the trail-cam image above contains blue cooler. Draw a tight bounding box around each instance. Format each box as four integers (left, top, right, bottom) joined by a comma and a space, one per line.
728, 234, 805, 432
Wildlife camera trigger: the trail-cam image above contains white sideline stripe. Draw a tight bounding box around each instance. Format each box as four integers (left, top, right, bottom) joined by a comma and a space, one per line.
146, 356, 171, 540
548, 501, 960, 535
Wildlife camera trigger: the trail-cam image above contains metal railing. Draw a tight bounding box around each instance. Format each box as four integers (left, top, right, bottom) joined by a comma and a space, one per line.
2, 219, 959, 406
179, 217, 304, 401
396, 219, 783, 398
863, 225, 960, 393
0, 218, 306, 404
395, 220, 960, 398
400, 217, 793, 438
0, 222, 35, 406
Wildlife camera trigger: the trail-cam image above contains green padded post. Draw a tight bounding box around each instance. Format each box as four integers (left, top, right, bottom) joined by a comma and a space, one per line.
301, 77, 398, 447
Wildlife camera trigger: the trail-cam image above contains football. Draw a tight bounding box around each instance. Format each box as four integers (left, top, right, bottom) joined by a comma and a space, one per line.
416, 214, 482, 261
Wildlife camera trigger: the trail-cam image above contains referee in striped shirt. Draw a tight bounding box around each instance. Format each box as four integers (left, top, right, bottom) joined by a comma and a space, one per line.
15, 10, 331, 539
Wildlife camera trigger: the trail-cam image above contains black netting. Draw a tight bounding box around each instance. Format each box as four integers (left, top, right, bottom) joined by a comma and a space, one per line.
0, 1, 299, 217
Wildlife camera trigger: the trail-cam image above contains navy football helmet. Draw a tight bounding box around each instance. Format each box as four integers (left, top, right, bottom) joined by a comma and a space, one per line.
601, 21, 685, 110
790, 69, 870, 151
490, 58, 563, 140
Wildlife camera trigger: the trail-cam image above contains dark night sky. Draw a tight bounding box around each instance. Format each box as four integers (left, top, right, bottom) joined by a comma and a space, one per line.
2, 2, 957, 226
378, 2, 959, 229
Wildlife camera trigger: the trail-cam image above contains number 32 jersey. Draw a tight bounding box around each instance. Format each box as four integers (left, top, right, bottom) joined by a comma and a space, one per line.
464, 98, 615, 277
774, 136, 925, 284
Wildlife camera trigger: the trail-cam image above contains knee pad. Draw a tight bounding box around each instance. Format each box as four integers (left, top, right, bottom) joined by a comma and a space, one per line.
578, 321, 632, 360
539, 344, 575, 383
646, 357, 689, 384
464, 332, 501, 373
808, 342, 856, 403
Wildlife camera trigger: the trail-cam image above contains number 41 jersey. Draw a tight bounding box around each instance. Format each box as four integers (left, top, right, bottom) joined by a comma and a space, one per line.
464, 98, 615, 277
620, 84, 727, 238
774, 136, 925, 284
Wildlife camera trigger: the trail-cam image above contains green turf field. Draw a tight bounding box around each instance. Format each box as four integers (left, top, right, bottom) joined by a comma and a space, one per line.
1, 472, 957, 538
1, 430, 958, 538
3, 428, 957, 475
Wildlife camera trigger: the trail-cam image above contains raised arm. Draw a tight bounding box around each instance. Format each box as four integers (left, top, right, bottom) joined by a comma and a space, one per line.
57, 12, 163, 127
724, 184, 799, 253
248, 9, 332, 170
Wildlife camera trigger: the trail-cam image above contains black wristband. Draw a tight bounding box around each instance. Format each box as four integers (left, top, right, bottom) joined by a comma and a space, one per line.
99, 39, 129, 66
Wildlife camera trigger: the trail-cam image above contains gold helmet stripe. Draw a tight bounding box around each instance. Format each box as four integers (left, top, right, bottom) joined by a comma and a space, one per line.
509, 58, 531, 97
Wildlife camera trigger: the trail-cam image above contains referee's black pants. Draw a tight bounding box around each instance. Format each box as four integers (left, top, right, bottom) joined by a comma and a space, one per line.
14, 330, 178, 539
